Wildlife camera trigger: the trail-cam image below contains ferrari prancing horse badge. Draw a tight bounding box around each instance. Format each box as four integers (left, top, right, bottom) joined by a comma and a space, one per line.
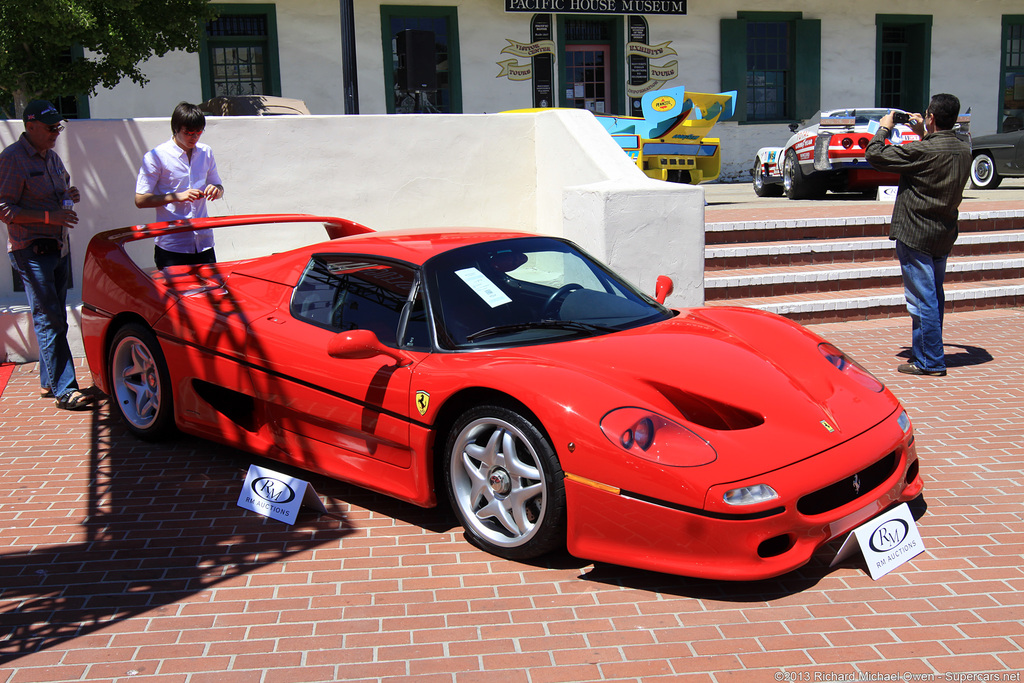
415, 391, 430, 416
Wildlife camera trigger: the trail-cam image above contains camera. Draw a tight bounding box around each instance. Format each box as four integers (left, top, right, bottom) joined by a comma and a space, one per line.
892, 112, 911, 124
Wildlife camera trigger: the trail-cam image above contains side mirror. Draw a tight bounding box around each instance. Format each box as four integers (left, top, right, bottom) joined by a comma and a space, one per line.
654, 275, 674, 304
327, 329, 413, 366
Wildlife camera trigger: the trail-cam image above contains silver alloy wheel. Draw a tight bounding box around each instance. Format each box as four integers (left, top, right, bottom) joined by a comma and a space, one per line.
782, 152, 796, 196
111, 333, 163, 431
753, 163, 765, 191
753, 160, 783, 197
449, 416, 547, 549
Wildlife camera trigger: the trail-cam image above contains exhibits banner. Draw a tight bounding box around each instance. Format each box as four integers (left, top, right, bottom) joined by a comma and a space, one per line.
505, 0, 686, 15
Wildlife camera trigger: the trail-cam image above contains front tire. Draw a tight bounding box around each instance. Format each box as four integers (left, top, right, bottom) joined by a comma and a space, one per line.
970, 152, 1002, 189
783, 148, 824, 199
108, 323, 175, 441
444, 405, 566, 560
753, 161, 783, 197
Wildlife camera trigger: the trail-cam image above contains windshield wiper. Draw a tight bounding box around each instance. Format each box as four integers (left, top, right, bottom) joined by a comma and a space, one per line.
466, 319, 618, 342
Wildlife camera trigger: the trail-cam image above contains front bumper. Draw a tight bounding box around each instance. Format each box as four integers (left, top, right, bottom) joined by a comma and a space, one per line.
564, 415, 922, 581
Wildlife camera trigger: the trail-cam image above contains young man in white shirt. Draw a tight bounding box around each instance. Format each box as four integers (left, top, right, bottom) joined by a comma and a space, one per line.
135, 101, 225, 269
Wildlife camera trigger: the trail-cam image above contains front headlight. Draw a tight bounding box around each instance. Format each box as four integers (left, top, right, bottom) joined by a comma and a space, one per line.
818, 342, 884, 392
600, 407, 717, 467
723, 484, 779, 506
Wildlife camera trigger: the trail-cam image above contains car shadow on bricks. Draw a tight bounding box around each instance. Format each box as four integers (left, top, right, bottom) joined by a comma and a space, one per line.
578, 492, 930, 601
0, 403, 356, 666
578, 545, 843, 600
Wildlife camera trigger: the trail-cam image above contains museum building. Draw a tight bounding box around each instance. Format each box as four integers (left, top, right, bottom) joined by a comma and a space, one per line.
28, 1, 1024, 180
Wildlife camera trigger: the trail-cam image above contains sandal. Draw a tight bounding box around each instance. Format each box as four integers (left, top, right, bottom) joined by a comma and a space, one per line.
56, 389, 94, 411
40, 387, 54, 398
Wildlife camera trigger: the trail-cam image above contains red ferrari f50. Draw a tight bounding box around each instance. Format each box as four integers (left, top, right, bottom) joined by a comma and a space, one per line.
82, 215, 923, 580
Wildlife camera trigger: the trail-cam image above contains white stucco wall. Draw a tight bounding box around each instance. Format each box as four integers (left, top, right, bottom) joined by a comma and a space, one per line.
1, 110, 703, 362
83, 0, 1009, 184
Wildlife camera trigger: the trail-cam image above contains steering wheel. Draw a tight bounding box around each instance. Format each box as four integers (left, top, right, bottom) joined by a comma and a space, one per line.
541, 283, 583, 318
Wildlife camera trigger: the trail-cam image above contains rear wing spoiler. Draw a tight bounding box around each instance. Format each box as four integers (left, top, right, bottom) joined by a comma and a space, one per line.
821, 109, 971, 135
92, 213, 374, 246
596, 86, 736, 143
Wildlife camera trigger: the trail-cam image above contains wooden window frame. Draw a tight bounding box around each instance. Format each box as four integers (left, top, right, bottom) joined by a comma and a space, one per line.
720, 12, 820, 124
199, 3, 282, 102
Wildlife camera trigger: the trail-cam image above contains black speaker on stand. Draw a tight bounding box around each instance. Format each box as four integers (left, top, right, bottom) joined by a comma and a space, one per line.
396, 29, 437, 112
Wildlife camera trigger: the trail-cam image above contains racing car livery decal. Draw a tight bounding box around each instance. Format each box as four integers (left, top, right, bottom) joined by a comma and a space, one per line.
753, 108, 970, 199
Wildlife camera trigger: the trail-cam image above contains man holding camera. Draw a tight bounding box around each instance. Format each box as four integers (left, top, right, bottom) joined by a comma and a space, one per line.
865, 93, 971, 377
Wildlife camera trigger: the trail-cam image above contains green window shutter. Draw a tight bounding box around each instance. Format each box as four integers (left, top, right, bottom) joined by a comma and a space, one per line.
720, 18, 748, 123
793, 19, 821, 121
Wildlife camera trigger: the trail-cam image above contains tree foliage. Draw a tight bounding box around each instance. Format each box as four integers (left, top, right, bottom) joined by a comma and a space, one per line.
0, 0, 218, 116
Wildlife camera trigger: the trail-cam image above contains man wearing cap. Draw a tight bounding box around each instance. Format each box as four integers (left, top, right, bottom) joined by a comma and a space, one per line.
0, 99, 92, 410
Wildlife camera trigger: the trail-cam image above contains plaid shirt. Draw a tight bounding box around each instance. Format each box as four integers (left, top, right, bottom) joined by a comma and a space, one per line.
865, 127, 971, 257
0, 133, 71, 254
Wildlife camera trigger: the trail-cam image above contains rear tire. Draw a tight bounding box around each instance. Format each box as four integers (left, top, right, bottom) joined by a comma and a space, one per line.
107, 323, 175, 441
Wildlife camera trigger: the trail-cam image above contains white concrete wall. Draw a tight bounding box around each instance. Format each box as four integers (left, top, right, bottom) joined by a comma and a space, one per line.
82, 0, 1009, 185
1, 110, 704, 362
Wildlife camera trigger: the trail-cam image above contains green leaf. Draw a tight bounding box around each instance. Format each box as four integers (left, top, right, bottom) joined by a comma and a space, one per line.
0, 0, 218, 111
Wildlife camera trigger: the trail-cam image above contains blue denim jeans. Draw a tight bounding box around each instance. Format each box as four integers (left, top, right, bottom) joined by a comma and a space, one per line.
9, 247, 80, 398
896, 240, 947, 372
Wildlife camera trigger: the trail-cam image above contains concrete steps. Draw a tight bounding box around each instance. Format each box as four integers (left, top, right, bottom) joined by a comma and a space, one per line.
704, 209, 1024, 324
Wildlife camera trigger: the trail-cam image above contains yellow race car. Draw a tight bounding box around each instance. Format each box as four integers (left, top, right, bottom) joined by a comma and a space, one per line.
595, 87, 736, 184
511, 86, 735, 184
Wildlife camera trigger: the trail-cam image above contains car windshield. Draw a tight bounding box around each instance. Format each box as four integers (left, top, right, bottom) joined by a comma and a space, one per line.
424, 236, 672, 349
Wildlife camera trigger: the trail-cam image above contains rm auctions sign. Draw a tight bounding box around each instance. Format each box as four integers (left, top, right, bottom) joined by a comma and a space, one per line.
505, 0, 686, 15
831, 502, 925, 579
237, 464, 327, 524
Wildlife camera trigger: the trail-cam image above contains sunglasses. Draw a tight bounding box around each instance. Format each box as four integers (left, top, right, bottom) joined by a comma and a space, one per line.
31, 122, 64, 133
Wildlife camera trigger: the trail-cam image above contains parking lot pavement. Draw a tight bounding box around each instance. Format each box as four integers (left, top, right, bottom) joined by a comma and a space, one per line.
2, 318, 1023, 681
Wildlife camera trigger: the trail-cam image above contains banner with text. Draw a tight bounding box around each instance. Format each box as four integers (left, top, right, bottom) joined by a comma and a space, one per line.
505, 0, 686, 15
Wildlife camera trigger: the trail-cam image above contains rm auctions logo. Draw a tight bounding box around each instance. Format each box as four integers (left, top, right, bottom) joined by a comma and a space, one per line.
251, 476, 296, 504
867, 518, 909, 553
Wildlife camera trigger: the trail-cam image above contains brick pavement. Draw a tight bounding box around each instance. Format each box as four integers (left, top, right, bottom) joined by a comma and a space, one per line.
1, 306, 1022, 683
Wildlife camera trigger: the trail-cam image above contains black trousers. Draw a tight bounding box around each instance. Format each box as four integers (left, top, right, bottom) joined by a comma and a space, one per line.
154, 245, 217, 269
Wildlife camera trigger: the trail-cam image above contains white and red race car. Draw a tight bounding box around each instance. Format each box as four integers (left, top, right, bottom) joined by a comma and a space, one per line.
752, 108, 969, 199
